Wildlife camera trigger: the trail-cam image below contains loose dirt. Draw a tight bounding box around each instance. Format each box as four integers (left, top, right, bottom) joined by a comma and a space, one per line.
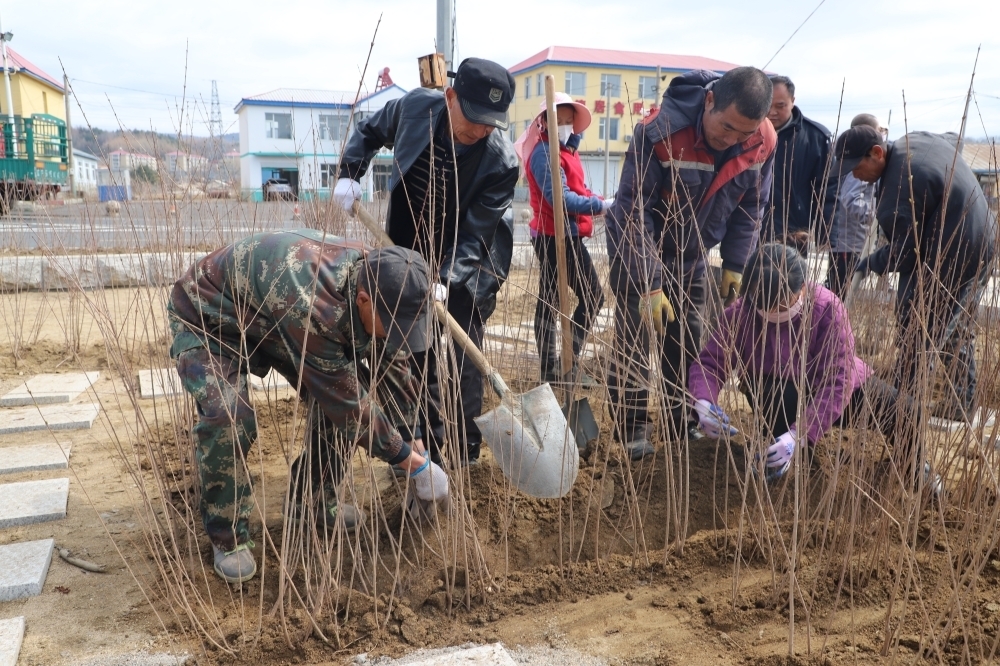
3, 286, 998, 666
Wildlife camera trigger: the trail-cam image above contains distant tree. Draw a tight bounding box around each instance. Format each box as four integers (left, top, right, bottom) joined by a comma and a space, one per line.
133, 164, 159, 184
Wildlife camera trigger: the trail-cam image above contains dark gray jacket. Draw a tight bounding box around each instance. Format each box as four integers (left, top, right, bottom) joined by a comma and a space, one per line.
767, 106, 837, 243
339, 88, 519, 318
867, 131, 996, 282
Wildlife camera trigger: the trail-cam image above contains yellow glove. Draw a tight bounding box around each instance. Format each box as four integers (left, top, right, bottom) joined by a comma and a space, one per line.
639, 289, 675, 335
720, 269, 742, 306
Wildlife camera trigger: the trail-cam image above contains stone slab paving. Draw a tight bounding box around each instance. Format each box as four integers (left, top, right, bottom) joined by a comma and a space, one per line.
0, 403, 100, 435
0, 539, 54, 602
0, 616, 25, 666
0, 478, 70, 528
249, 369, 291, 391
357, 643, 517, 666
0, 443, 71, 475
137, 368, 183, 399
0, 371, 100, 407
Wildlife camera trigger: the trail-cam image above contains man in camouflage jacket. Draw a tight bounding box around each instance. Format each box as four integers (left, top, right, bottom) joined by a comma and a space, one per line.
168, 229, 450, 583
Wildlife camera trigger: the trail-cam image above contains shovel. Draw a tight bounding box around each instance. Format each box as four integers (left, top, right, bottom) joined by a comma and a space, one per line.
353, 203, 579, 498
543, 77, 600, 451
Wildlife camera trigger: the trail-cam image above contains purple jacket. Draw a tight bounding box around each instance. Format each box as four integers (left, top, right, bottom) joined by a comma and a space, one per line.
689, 284, 872, 444
605, 70, 777, 287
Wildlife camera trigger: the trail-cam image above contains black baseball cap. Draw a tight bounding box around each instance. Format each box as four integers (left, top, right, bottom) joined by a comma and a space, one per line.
834, 125, 885, 173
448, 57, 515, 131
360, 246, 430, 353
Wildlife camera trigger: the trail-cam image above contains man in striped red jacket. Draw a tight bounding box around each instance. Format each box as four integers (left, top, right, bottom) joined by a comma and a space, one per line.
605, 67, 776, 459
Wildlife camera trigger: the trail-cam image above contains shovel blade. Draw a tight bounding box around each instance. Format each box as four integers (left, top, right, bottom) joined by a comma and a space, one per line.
475, 383, 578, 498
566, 397, 599, 452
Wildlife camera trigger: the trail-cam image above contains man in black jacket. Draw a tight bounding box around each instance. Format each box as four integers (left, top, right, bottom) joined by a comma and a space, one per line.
766, 75, 837, 242
839, 126, 997, 422
335, 58, 519, 465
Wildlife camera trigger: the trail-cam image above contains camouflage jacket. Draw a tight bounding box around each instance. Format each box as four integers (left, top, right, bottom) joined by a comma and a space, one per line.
167, 229, 419, 465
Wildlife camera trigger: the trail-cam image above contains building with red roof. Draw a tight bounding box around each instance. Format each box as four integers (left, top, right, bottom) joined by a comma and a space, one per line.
508, 46, 743, 196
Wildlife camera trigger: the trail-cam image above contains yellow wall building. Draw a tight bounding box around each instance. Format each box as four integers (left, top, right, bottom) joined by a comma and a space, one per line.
0, 46, 65, 120
508, 46, 740, 196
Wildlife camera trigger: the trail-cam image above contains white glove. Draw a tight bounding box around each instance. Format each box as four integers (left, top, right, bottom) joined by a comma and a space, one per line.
693, 399, 738, 438
433, 283, 448, 303
601, 197, 615, 213
765, 429, 797, 482
333, 178, 362, 213
412, 460, 449, 503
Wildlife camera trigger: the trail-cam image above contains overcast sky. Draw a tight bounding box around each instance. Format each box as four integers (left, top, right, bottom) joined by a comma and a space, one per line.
4, 0, 999, 140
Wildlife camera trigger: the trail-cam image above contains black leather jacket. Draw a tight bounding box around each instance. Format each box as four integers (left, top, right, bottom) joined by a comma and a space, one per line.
340, 88, 519, 319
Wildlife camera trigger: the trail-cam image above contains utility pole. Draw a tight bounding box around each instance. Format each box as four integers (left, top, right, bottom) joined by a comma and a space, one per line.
602, 79, 612, 197
436, 0, 454, 74
64, 73, 74, 197
210, 80, 222, 138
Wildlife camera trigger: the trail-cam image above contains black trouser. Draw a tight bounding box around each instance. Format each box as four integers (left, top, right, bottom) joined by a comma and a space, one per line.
532, 234, 604, 378
410, 291, 484, 464
608, 258, 706, 442
826, 251, 859, 302
895, 265, 990, 418
740, 373, 920, 468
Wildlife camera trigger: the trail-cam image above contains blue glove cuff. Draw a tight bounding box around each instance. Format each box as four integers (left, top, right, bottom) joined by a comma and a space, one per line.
409, 459, 430, 478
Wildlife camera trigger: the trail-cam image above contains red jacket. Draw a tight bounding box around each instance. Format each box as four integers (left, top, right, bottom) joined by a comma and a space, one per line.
526, 134, 601, 237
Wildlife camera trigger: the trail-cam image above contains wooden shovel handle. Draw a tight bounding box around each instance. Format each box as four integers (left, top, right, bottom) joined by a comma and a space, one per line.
353, 202, 510, 398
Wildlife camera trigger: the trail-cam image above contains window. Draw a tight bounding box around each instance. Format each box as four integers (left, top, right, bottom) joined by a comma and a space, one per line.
525, 77, 531, 99
598, 117, 620, 141
639, 75, 659, 100
536, 74, 543, 97
318, 113, 348, 142
564, 71, 586, 97
524, 120, 531, 133
320, 164, 337, 188
600, 73, 621, 97
265, 112, 292, 139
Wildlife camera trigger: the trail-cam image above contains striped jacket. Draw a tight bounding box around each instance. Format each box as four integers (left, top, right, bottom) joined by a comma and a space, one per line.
605, 70, 776, 288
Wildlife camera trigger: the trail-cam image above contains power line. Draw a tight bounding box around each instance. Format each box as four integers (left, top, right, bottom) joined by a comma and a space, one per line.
763, 0, 828, 70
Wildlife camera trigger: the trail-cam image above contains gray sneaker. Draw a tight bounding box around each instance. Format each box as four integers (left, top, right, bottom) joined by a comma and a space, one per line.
212, 542, 256, 584
922, 462, 944, 498
317, 503, 366, 533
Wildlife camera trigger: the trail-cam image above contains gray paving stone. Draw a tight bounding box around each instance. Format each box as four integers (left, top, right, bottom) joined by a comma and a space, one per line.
0, 616, 25, 666
0, 478, 70, 528
0, 371, 99, 406
250, 369, 291, 391
0, 539, 54, 602
370, 643, 517, 665
0, 443, 71, 475
137, 368, 183, 398
0, 403, 100, 435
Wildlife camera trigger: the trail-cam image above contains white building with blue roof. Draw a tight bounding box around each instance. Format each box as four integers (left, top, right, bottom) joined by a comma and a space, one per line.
235, 84, 406, 201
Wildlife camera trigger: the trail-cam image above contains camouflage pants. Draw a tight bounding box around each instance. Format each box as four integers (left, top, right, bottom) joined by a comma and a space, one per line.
176, 347, 349, 550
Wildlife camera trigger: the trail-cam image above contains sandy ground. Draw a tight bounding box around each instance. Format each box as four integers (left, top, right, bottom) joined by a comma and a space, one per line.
2, 285, 999, 666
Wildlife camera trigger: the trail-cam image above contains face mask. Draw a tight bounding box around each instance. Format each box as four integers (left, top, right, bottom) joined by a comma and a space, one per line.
557, 125, 574, 145
758, 291, 805, 324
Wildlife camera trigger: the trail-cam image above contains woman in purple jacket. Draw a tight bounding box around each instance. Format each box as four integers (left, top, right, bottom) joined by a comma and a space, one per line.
688, 235, 935, 488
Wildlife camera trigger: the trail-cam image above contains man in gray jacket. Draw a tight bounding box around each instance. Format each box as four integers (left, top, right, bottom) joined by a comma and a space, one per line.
838, 125, 997, 422
334, 58, 519, 466
826, 114, 883, 299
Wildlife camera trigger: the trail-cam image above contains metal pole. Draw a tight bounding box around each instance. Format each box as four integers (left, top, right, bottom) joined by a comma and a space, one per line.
436, 0, 454, 73
602, 80, 611, 197
64, 73, 74, 197
0, 17, 16, 157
